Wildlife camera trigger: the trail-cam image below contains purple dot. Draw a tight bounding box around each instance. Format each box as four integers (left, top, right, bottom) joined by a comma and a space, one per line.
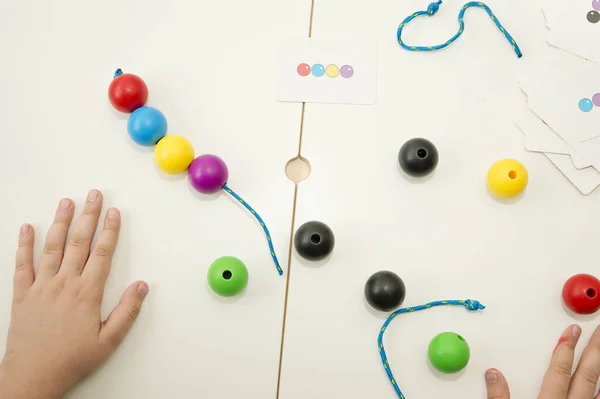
593, 0, 600, 11
593, 93, 600, 107
340, 65, 354, 79
188, 154, 229, 194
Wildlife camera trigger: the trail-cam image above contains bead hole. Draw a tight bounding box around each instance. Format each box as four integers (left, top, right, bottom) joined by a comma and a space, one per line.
417, 148, 427, 159
457, 335, 465, 342
310, 234, 321, 245
508, 170, 517, 179
587, 288, 597, 299
222, 270, 232, 280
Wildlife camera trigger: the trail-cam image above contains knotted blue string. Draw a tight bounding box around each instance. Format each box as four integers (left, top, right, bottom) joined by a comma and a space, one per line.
222, 184, 283, 275
378, 299, 486, 399
114, 68, 123, 78
397, 1, 522, 58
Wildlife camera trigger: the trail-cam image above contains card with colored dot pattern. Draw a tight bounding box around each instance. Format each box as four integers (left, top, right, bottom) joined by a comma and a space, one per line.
545, 0, 600, 63
275, 38, 377, 105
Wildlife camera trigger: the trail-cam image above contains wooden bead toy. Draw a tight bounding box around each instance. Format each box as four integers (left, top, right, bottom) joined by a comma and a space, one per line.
428, 332, 470, 373
189, 154, 229, 194
365, 271, 406, 312
127, 106, 168, 146
562, 273, 600, 315
487, 158, 528, 198
293, 221, 335, 261
398, 138, 439, 177
207, 256, 249, 297
154, 135, 195, 174
108, 69, 148, 113
109, 69, 283, 277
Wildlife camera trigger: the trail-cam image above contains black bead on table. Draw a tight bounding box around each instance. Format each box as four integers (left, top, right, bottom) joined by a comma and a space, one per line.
398, 138, 439, 177
294, 221, 335, 261
365, 271, 406, 312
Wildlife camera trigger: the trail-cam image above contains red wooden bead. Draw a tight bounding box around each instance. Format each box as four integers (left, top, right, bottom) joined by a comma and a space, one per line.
562, 274, 600, 315
108, 72, 148, 113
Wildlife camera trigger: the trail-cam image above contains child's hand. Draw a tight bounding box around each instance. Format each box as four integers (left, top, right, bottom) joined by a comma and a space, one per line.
0, 190, 149, 399
485, 325, 600, 399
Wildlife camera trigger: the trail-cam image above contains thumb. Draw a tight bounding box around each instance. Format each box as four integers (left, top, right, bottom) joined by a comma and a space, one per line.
100, 281, 149, 349
485, 368, 510, 399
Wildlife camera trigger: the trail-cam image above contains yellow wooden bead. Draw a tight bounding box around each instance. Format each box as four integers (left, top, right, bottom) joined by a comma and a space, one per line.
487, 158, 528, 198
154, 135, 195, 174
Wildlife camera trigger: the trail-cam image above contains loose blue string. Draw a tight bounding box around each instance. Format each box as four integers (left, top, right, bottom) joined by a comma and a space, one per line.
222, 184, 283, 276
397, 1, 522, 58
378, 299, 486, 399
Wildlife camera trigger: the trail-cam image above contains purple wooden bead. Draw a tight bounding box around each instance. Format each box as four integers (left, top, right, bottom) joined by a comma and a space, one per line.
188, 154, 229, 194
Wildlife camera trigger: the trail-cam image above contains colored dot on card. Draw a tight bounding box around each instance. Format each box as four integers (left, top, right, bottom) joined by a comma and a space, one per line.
593, 0, 600, 11
340, 65, 354, 78
588, 10, 600, 23
311, 64, 325, 77
297, 63, 311, 77
579, 98, 594, 112
326, 64, 339, 78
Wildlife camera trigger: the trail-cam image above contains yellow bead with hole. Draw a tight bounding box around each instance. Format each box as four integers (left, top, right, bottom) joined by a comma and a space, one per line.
487, 158, 528, 198
154, 135, 195, 174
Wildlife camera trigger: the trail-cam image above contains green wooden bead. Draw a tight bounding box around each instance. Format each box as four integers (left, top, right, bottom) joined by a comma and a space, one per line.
427, 332, 470, 373
207, 256, 248, 297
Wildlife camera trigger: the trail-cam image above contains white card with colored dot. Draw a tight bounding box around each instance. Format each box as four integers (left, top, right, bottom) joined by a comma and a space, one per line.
275, 38, 377, 105
546, 0, 600, 63
524, 58, 600, 144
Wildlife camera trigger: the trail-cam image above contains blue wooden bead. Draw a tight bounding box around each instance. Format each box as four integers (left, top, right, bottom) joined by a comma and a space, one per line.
127, 106, 168, 146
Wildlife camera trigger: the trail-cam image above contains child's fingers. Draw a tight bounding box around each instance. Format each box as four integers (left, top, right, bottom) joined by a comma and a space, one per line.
37, 198, 74, 281
99, 281, 149, 351
14, 224, 35, 301
485, 368, 510, 399
82, 208, 121, 296
537, 325, 581, 399
568, 325, 600, 399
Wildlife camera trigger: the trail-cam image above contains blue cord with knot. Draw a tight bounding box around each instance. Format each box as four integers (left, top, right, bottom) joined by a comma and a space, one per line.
397, 1, 522, 58
378, 299, 486, 399
223, 184, 283, 276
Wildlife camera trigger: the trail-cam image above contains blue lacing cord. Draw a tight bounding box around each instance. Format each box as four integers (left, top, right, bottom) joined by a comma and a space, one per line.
222, 184, 283, 276
397, 1, 522, 58
378, 299, 486, 399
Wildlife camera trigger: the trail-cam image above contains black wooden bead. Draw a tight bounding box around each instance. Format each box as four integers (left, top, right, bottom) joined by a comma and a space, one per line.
294, 221, 335, 261
365, 271, 406, 312
398, 138, 439, 177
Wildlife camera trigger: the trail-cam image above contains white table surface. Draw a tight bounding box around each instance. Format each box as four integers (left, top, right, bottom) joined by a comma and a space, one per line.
1, 0, 599, 398
279, 0, 600, 398
0, 1, 308, 398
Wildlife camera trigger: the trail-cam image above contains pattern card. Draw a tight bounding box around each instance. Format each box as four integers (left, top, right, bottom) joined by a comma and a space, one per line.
547, 0, 600, 62
275, 38, 377, 105
524, 57, 600, 143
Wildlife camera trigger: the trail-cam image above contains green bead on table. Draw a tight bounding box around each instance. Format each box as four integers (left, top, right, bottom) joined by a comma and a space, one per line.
207, 256, 249, 297
427, 332, 470, 373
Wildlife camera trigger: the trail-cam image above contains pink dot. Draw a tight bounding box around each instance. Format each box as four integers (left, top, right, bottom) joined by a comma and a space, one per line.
297, 63, 310, 77
593, 0, 600, 11
593, 93, 600, 107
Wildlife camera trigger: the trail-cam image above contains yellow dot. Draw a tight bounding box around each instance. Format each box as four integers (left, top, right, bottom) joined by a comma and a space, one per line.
325, 64, 339, 78
487, 158, 529, 198
154, 135, 195, 174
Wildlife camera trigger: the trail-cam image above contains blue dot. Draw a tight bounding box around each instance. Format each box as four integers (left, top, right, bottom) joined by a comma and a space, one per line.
127, 106, 168, 146
579, 98, 594, 112
311, 64, 325, 77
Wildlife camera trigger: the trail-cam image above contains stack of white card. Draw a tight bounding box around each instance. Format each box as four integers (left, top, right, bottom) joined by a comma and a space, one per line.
515, 0, 600, 195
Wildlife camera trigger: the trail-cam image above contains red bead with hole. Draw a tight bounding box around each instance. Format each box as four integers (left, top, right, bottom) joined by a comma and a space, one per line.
562, 274, 600, 315
108, 72, 148, 113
